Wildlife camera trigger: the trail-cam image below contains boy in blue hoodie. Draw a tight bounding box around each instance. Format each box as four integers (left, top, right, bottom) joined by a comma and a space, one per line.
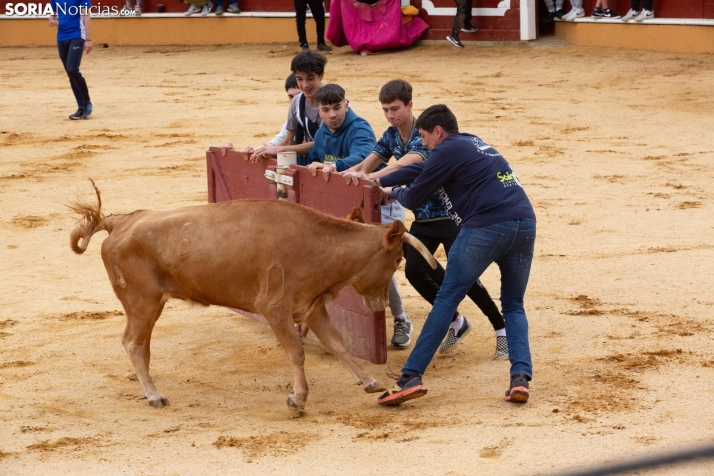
305, 84, 411, 341
376, 105, 536, 407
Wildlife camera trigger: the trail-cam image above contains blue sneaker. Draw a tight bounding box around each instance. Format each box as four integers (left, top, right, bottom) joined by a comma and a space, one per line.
82, 103, 93, 119
69, 108, 83, 120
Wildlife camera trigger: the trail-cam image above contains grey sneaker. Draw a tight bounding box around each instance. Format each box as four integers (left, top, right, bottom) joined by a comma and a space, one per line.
391, 318, 413, 348
214, 4, 224, 14
227, 2, 240, 12
439, 317, 471, 354
495, 335, 509, 359
200, 1, 213, 15
134, 5, 142, 15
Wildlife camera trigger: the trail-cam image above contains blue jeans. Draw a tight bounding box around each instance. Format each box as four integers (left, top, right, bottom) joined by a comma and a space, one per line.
402, 219, 536, 379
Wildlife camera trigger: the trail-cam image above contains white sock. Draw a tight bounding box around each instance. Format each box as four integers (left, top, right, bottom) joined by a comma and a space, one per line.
450, 315, 464, 331
395, 313, 410, 323
495, 328, 506, 337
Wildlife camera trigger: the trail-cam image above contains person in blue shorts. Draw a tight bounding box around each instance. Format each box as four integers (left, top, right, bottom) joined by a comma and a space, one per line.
49, 0, 94, 120
376, 104, 536, 406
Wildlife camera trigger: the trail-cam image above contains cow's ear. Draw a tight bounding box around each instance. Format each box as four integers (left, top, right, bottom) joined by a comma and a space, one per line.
383, 220, 406, 250
346, 206, 365, 223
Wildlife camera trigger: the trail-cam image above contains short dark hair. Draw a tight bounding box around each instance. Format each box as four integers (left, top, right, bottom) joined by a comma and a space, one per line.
379, 79, 412, 105
285, 73, 298, 91
315, 84, 345, 106
415, 104, 459, 134
290, 51, 327, 76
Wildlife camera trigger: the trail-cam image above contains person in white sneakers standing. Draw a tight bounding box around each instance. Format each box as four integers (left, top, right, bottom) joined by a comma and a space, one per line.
621, 0, 655, 22
562, 0, 584, 21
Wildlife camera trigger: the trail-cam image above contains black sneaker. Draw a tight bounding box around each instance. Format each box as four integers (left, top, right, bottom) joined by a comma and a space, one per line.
591, 6, 602, 18
446, 35, 464, 49
316, 43, 332, 52
391, 317, 413, 348
461, 23, 478, 33
541, 10, 555, 23
82, 103, 93, 119
504, 374, 530, 403
69, 108, 84, 120
601, 8, 620, 19
300, 43, 309, 51
378, 374, 427, 406
554, 8, 564, 19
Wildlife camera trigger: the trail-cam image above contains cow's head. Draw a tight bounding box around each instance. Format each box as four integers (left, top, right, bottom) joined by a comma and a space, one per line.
351, 217, 437, 312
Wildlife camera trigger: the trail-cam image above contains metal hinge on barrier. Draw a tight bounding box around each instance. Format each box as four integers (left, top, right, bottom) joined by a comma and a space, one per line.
265, 170, 294, 186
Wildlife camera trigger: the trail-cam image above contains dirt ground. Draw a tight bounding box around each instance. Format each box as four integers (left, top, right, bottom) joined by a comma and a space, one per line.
1, 39, 713, 475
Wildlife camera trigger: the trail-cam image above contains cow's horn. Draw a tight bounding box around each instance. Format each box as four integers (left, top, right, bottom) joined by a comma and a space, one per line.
401, 232, 438, 270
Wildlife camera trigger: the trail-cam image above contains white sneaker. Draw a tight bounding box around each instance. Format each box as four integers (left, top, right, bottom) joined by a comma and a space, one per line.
634, 9, 654, 21
184, 4, 201, 15
564, 8, 584, 21
134, 5, 142, 15
200, 0, 213, 15
620, 8, 639, 21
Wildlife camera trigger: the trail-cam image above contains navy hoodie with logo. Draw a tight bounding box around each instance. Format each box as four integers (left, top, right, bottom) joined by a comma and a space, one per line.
306, 107, 376, 172
381, 133, 536, 228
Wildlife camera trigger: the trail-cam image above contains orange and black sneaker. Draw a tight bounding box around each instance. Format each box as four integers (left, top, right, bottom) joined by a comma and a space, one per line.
378, 374, 427, 406
504, 374, 530, 403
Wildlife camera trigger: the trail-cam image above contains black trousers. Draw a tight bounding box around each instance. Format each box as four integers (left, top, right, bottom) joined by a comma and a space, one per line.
631, 0, 653, 10
404, 227, 506, 332
451, 0, 473, 37
58, 38, 91, 108
293, 0, 326, 46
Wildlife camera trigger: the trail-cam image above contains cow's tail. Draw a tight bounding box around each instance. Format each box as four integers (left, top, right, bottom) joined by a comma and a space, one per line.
69, 179, 108, 255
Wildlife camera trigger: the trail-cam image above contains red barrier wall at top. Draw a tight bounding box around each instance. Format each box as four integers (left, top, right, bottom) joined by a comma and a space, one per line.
206, 147, 388, 364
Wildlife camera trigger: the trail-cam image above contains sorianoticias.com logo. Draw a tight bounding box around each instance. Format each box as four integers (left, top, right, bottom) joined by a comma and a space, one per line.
5, 3, 134, 16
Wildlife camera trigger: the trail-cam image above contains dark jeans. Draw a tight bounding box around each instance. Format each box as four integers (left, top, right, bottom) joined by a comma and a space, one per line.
403, 219, 536, 379
451, 0, 473, 37
293, 0, 326, 46
404, 230, 505, 332
631, 0, 653, 10
58, 38, 91, 108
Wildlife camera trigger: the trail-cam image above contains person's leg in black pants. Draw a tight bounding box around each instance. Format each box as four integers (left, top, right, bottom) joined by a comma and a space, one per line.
58, 38, 91, 115
450, 0, 469, 38
463, 0, 474, 29
305, 0, 326, 46
293, 0, 309, 48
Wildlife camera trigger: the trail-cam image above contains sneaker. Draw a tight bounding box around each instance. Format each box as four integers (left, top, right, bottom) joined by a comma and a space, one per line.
591, 6, 602, 19
601, 8, 620, 19
184, 4, 201, 15
620, 8, 639, 21
378, 374, 427, 406
541, 10, 555, 23
300, 43, 309, 51
494, 335, 509, 359
200, 1, 213, 15
134, 5, 141, 15
461, 23, 478, 33
391, 318, 413, 348
316, 43, 332, 52
227, 2, 240, 12
214, 4, 223, 14
69, 108, 83, 120
634, 9, 654, 21
438, 316, 471, 354
504, 374, 530, 403
564, 8, 584, 21
554, 8, 564, 19
446, 35, 464, 49
82, 103, 92, 119
120, 5, 131, 14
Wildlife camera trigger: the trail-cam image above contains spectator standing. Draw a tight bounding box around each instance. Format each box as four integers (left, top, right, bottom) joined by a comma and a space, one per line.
294, 0, 332, 51
49, 0, 93, 120
621, 0, 655, 21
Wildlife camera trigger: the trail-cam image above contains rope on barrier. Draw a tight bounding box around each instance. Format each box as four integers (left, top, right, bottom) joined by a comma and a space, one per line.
551, 443, 714, 476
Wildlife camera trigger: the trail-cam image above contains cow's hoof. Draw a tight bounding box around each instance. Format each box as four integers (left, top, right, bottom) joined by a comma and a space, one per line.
286, 392, 305, 411
363, 380, 386, 393
148, 396, 170, 408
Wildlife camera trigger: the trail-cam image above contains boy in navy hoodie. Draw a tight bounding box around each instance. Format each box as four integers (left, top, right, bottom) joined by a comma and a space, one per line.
306, 84, 411, 340
376, 105, 536, 406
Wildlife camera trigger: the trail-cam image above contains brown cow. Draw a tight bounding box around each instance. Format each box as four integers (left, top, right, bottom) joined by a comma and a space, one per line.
69, 181, 436, 411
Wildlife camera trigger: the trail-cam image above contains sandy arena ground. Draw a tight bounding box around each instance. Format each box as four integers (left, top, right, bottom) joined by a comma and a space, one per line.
0, 40, 713, 475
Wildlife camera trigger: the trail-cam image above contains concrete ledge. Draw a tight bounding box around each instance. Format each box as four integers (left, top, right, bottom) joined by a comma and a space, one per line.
554, 17, 714, 27
555, 21, 714, 53
0, 12, 322, 19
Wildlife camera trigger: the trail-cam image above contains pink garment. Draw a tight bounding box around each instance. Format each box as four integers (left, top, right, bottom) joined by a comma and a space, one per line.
326, 0, 429, 53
